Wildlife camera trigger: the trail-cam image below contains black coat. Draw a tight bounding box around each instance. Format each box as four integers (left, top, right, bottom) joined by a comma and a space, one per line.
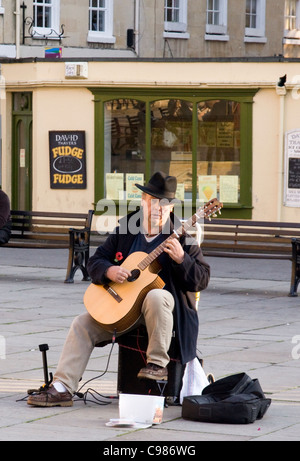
87, 210, 210, 364
0, 190, 11, 244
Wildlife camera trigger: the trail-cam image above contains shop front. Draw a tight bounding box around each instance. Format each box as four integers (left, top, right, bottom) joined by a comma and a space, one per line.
2, 60, 300, 226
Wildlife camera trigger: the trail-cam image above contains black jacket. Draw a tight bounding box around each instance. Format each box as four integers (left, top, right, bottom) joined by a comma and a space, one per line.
87, 210, 210, 364
0, 190, 11, 244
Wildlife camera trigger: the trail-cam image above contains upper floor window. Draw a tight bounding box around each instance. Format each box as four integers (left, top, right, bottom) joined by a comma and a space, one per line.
164, 0, 188, 33
284, 0, 300, 41
245, 0, 266, 42
32, 0, 60, 39
88, 0, 115, 44
205, 0, 229, 40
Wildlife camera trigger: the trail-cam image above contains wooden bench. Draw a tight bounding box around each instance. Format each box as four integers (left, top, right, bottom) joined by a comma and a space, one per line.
126, 115, 140, 147
201, 219, 300, 297
3, 210, 94, 283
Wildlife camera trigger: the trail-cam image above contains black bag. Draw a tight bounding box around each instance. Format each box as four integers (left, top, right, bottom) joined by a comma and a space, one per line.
182, 373, 271, 424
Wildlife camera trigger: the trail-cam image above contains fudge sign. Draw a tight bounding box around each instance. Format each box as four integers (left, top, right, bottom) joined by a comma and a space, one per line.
49, 131, 87, 189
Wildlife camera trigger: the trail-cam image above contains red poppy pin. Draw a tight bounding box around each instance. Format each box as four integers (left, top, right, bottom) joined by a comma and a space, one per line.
114, 252, 123, 263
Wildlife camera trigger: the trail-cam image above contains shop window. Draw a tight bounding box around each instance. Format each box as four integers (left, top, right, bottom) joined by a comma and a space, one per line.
104, 99, 146, 200
197, 100, 240, 205
91, 88, 255, 219
150, 99, 193, 201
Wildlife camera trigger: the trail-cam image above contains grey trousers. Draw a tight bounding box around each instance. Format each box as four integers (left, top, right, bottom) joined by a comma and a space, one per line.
53, 289, 174, 395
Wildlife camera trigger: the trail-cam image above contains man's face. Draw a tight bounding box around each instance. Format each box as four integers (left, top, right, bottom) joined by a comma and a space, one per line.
142, 193, 173, 233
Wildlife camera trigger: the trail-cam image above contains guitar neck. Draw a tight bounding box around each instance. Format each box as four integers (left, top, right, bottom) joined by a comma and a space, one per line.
138, 208, 204, 271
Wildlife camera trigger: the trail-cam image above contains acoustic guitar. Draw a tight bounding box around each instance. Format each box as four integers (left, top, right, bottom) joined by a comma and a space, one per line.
84, 198, 223, 333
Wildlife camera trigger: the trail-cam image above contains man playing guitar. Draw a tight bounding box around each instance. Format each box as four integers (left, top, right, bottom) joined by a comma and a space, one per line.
27, 171, 211, 407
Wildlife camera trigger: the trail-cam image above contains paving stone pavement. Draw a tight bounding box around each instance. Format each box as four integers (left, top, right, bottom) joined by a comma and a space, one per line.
0, 247, 299, 443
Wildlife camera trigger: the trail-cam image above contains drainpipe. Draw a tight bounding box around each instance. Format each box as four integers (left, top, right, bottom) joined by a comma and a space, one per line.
276, 82, 287, 222
15, 0, 21, 59
134, 0, 140, 56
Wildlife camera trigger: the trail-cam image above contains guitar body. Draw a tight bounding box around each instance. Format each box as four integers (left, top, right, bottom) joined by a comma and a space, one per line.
84, 251, 165, 333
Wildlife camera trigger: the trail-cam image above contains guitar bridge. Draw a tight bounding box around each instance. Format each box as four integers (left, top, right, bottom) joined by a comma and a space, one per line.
103, 284, 122, 303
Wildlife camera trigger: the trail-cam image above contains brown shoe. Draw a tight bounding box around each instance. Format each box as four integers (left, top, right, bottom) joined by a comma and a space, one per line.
137, 363, 168, 381
27, 385, 73, 407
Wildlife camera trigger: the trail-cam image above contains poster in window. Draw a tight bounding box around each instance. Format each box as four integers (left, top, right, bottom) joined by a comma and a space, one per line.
284, 130, 300, 207
49, 131, 87, 189
220, 175, 239, 203
126, 173, 144, 200
106, 173, 124, 200
198, 175, 217, 202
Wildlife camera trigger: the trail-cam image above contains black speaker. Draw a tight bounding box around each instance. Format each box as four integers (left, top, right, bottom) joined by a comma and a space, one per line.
127, 29, 135, 49
117, 328, 185, 404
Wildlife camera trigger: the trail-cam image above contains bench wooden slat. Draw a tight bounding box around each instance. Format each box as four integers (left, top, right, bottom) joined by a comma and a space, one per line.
204, 235, 292, 244
203, 250, 292, 260
204, 226, 300, 237
30, 218, 90, 226
5, 241, 68, 249
204, 218, 300, 229
202, 241, 291, 252
11, 210, 90, 218
9, 233, 69, 241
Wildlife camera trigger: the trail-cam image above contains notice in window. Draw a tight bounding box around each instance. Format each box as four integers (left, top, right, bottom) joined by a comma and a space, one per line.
220, 175, 239, 203
106, 173, 124, 200
198, 175, 217, 202
176, 183, 185, 201
199, 122, 217, 147
217, 122, 234, 148
284, 130, 300, 207
126, 173, 144, 200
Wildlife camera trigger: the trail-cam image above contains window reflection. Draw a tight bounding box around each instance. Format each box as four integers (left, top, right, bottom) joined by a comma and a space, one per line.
197, 99, 240, 203
103, 97, 241, 204
104, 99, 146, 199
151, 99, 193, 201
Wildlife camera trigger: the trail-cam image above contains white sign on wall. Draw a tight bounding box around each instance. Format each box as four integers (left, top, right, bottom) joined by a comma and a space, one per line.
284, 130, 300, 208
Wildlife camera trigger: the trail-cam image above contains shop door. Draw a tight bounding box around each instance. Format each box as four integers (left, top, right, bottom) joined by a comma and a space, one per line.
12, 92, 32, 210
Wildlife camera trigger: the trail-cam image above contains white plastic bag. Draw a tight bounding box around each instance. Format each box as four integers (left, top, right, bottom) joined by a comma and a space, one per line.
180, 357, 209, 404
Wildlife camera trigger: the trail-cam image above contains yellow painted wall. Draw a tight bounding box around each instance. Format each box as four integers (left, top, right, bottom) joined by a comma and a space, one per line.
2, 60, 300, 223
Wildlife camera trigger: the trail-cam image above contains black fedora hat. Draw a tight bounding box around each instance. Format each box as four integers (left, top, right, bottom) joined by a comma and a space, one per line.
135, 171, 177, 201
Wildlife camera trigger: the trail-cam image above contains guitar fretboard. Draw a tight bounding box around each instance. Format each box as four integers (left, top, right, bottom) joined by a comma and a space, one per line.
137, 207, 205, 271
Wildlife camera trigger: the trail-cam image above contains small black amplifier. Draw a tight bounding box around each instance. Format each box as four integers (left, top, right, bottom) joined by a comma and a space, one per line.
117, 328, 185, 404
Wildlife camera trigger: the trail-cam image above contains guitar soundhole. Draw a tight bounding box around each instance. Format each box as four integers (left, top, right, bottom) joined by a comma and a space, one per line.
127, 269, 141, 282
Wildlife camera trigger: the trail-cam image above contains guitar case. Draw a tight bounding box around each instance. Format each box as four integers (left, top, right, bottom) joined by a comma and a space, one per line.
182, 373, 271, 424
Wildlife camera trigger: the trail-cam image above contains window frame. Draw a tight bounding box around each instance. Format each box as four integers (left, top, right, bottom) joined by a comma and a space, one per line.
164, 0, 188, 33
87, 0, 116, 44
205, 0, 228, 39
244, 0, 267, 41
32, 0, 61, 39
90, 87, 257, 219
284, 0, 300, 42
